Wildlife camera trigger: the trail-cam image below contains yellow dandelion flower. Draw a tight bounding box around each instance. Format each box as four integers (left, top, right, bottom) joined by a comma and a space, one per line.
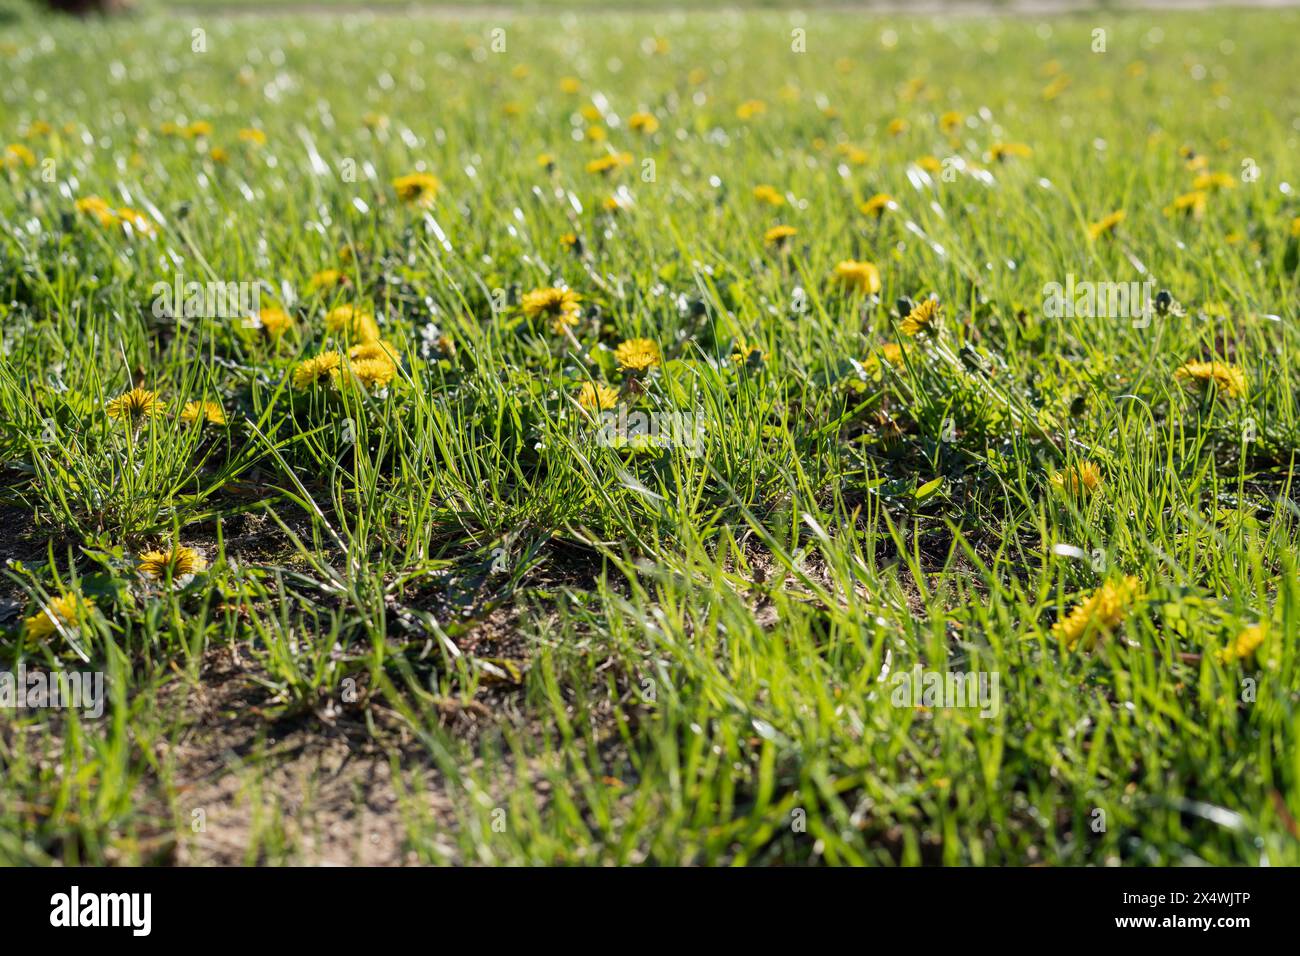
362, 113, 389, 131
915, 155, 943, 173
255, 307, 293, 339
347, 357, 397, 390
886, 118, 909, 136
293, 351, 343, 389
1086, 210, 1125, 241
1193, 171, 1235, 192
24, 592, 93, 642
325, 305, 380, 342
115, 207, 156, 238
832, 259, 882, 295
209, 146, 229, 165
537, 152, 556, 170
1165, 190, 1208, 219
559, 77, 581, 94
238, 127, 267, 147
753, 184, 785, 206
1050, 461, 1103, 497
522, 287, 582, 332
75, 196, 119, 228
731, 342, 767, 366
1290, 216, 1300, 238
586, 152, 632, 175
392, 172, 440, 207
1216, 624, 1266, 665
105, 387, 163, 421
307, 269, 346, 292
349, 340, 398, 365
736, 99, 767, 120
139, 545, 205, 580
1174, 360, 1247, 399
628, 112, 659, 134
185, 121, 213, 139
899, 297, 941, 337
577, 381, 620, 411
939, 110, 963, 134
990, 142, 1033, 161
614, 337, 661, 372
181, 400, 226, 426
4, 143, 36, 167
859, 193, 896, 217
764, 224, 797, 247
1052, 576, 1143, 652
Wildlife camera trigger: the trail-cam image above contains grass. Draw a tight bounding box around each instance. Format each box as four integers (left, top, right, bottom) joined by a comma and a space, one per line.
1, 6, 1298, 866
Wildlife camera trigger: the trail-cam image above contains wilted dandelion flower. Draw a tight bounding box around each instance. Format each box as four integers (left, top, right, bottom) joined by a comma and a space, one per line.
392, 172, 440, 207
106, 387, 163, 421
614, 337, 661, 372
832, 259, 881, 295
764, 224, 797, 247
990, 142, 1033, 161
859, 193, 896, 217
628, 112, 659, 134
139, 545, 205, 580
24, 592, 93, 642
181, 400, 226, 426
1086, 210, 1125, 241
752, 184, 785, 206
899, 297, 941, 336
293, 351, 343, 389
325, 305, 380, 342
1052, 576, 1143, 652
736, 99, 767, 120
1216, 624, 1266, 665
1050, 461, 1103, 496
523, 287, 582, 332
1174, 360, 1247, 399
577, 381, 620, 411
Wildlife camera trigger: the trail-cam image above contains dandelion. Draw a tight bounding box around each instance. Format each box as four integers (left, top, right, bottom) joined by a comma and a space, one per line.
1165, 190, 1208, 219
105, 387, 163, 422
4, 143, 35, 167
116, 207, 156, 237
392, 172, 440, 207
362, 112, 389, 131
990, 142, 1033, 161
559, 76, 581, 94
899, 297, 941, 337
523, 287, 582, 333
614, 337, 661, 372
349, 340, 398, 365
348, 357, 397, 390
75, 196, 119, 228
181, 400, 226, 426
139, 545, 206, 580
732, 342, 766, 366
628, 112, 659, 134
585, 125, 608, 143
764, 224, 797, 247
859, 193, 896, 217
1193, 171, 1235, 192
939, 110, 963, 134
833, 259, 882, 295
325, 305, 380, 342
1291, 216, 1300, 238
886, 118, 909, 136
537, 152, 556, 170
185, 120, 213, 139
293, 351, 343, 389
577, 381, 620, 411
1216, 624, 1266, 665
736, 99, 767, 120
1086, 209, 1125, 241
1050, 461, 1103, 497
308, 269, 346, 293
209, 147, 230, 164
1052, 576, 1143, 652
915, 155, 943, 173
753, 184, 785, 206
1174, 360, 1247, 399
238, 127, 267, 147
255, 307, 293, 339
24, 592, 93, 642
586, 153, 632, 175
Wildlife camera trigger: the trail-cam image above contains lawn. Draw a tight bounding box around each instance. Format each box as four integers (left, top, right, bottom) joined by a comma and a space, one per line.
1, 5, 1298, 866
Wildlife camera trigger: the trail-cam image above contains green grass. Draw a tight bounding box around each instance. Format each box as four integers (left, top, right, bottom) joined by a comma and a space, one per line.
1, 7, 1299, 865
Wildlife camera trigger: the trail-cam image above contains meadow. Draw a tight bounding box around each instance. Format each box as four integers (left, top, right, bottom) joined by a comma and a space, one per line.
1, 5, 1298, 865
